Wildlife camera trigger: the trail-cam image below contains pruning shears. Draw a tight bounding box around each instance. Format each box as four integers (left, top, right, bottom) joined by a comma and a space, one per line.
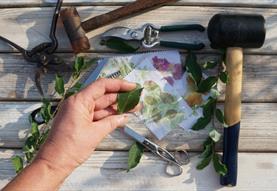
101, 23, 205, 50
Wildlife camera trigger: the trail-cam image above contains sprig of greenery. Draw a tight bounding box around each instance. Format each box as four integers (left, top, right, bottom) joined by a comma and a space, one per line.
11, 55, 96, 173
185, 51, 228, 176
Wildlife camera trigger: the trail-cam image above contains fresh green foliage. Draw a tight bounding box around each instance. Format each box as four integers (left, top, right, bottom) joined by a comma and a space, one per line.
213, 153, 228, 176
215, 109, 225, 124
192, 116, 211, 130
197, 76, 218, 93
117, 86, 143, 114
202, 60, 218, 70
196, 153, 212, 170
186, 52, 228, 176
185, 52, 202, 85
101, 38, 139, 53
11, 55, 92, 174
209, 129, 221, 143
40, 100, 53, 123
11, 156, 23, 174
65, 82, 83, 98
219, 71, 229, 84
127, 142, 144, 171
55, 75, 65, 96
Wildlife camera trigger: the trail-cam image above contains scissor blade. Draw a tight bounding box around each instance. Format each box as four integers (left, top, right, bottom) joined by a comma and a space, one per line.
123, 126, 145, 144
83, 58, 107, 87
101, 27, 143, 41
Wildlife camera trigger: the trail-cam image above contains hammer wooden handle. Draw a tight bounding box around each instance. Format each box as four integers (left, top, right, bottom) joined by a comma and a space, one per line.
82, 0, 177, 32
221, 47, 243, 186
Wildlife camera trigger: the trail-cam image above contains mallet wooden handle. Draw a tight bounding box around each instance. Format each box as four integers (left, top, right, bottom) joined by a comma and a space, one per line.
221, 47, 243, 186
82, 0, 177, 32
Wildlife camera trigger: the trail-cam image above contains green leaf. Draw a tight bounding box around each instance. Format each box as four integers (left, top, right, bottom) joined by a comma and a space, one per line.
203, 137, 213, 148
55, 75, 65, 95
202, 97, 216, 118
127, 142, 144, 171
199, 143, 213, 159
73, 56, 85, 79
40, 100, 53, 123
213, 153, 228, 176
185, 52, 202, 85
192, 116, 211, 131
197, 76, 218, 93
203, 60, 218, 70
102, 38, 139, 53
38, 129, 50, 146
65, 82, 83, 98
31, 121, 40, 140
215, 109, 225, 124
12, 156, 24, 174
196, 154, 212, 170
209, 129, 221, 143
117, 87, 143, 114
219, 71, 229, 83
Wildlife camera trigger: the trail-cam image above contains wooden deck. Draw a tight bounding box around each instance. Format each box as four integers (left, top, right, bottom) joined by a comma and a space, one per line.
0, 0, 277, 190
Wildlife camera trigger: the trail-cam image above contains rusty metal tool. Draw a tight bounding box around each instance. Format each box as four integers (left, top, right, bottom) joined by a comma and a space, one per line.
0, 0, 65, 96
207, 13, 266, 186
60, 0, 178, 53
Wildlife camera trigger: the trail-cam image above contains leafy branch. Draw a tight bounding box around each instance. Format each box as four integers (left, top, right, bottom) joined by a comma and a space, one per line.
185, 51, 228, 176
11, 56, 97, 173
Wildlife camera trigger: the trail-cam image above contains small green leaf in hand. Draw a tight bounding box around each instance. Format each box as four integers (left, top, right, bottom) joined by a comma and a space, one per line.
213, 153, 228, 176
185, 52, 202, 85
117, 86, 143, 114
31, 121, 40, 140
209, 129, 221, 143
197, 76, 218, 93
73, 56, 85, 79
192, 116, 211, 131
55, 75, 65, 96
12, 156, 24, 174
219, 71, 229, 84
127, 142, 144, 172
102, 38, 139, 53
65, 82, 83, 98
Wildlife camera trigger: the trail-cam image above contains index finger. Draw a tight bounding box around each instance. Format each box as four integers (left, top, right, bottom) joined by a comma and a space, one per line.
80, 78, 137, 100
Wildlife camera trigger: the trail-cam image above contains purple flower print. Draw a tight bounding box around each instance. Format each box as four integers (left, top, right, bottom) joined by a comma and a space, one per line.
152, 56, 170, 71
164, 76, 174, 86
172, 64, 183, 80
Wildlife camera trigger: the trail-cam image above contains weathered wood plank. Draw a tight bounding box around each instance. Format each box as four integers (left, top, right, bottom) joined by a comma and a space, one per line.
0, 0, 277, 8
0, 150, 277, 190
0, 102, 276, 151
0, 6, 276, 53
0, 53, 276, 102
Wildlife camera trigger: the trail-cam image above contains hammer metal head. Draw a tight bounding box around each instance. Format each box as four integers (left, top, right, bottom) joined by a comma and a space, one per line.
60, 8, 90, 53
208, 14, 266, 49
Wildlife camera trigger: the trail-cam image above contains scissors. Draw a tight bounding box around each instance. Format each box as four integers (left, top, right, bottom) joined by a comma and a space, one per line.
101, 23, 205, 50
124, 127, 189, 176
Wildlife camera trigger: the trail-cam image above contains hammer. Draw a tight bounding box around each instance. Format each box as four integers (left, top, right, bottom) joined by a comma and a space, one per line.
60, 0, 177, 53
207, 14, 265, 186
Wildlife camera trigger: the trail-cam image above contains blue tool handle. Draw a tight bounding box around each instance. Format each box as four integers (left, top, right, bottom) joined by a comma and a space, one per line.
160, 41, 205, 50
160, 24, 205, 32
220, 122, 240, 186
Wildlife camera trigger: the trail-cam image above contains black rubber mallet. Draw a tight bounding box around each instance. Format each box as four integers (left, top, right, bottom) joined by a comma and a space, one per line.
207, 14, 266, 186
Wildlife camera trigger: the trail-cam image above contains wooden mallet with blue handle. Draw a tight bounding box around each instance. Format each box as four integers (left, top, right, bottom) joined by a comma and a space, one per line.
207, 14, 266, 186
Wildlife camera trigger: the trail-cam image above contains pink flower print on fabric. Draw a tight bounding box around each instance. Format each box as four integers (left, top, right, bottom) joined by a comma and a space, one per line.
152, 56, 170, 71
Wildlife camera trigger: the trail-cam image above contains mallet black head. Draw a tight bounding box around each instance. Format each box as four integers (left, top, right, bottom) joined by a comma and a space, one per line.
207, 14, 266, 49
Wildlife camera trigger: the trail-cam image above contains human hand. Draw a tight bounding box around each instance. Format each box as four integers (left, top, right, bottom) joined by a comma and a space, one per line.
35, 78, 137, 176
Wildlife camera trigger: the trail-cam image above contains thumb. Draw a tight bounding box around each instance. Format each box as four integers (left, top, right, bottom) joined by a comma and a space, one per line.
90, 114, 129, 141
